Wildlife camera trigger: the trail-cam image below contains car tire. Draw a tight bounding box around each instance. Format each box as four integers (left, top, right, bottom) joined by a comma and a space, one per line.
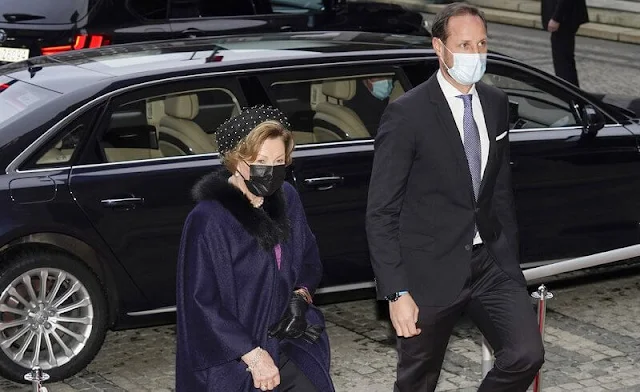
0, 249, 108, 383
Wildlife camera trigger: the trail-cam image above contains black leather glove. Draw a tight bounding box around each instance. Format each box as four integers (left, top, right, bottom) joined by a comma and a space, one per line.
268, 292, 324, 343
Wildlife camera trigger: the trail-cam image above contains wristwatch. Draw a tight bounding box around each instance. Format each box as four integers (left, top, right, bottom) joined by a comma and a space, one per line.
385, 291, 409, 302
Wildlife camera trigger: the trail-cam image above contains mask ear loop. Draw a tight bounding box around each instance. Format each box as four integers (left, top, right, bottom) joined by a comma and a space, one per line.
437, 38, 454, 72
237, 160, 251, 181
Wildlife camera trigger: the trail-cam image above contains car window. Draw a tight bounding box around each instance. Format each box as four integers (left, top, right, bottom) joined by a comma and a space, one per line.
166, 0, 255, 18
99, 87, 240, 163
265, 72, 405, 145
269, 0, 324, 13
125, 0, 168, 20
482, 64, 580, 130
23, 106, 101, 170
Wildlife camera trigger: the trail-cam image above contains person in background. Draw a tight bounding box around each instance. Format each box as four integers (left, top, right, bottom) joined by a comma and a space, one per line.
366, 3, 544, 391
345, 77, 394, 134
542, 0, 589, 87
175, 105, 335, 392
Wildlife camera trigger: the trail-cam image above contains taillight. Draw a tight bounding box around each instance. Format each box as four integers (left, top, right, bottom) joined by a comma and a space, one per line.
74, 34, 111, 49
41, 45, 73, 55
0, 80, 15, 92
41, 34, 111, 56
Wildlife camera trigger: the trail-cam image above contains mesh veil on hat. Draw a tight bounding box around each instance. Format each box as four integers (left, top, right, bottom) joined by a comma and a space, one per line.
216, 105, 292, 154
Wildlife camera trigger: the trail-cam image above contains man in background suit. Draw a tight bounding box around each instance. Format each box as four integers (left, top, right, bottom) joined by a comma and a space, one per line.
366, 3, 544, 391
345, 77, 393, 134
542, 0, 589, 86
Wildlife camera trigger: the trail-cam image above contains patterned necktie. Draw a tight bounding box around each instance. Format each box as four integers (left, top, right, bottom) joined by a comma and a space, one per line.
458, 94, 481, 200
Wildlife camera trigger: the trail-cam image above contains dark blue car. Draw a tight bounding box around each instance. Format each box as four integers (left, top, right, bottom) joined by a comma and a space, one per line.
0, 31, 639, 383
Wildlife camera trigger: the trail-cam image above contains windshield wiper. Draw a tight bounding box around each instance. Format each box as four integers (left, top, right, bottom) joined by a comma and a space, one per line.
3, 13, 46, 23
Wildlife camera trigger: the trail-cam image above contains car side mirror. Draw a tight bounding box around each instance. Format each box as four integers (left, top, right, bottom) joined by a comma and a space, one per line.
581, 104, 605, 136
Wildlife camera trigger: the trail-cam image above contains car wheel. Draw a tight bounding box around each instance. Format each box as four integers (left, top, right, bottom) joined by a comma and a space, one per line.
0, 249, 108, 383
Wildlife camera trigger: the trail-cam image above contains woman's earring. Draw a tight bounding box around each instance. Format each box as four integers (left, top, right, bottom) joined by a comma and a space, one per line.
235, 172, 240, 177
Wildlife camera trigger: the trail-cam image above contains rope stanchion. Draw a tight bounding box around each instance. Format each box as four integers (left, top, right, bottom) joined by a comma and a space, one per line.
481, 337, 493, 378
531, 284, 553, 392
24, 366, 50, 392
476, 245, 640, 390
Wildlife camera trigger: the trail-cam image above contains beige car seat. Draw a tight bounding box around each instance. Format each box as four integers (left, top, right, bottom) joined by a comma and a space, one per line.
158, 94, 218, 156
313, 80, 370, 142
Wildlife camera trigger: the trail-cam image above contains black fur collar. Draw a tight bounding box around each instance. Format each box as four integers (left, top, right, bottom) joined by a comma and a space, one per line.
192, 169, 290, 250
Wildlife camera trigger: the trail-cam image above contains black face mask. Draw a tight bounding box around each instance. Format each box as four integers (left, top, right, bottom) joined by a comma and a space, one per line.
243, 164, 286, 197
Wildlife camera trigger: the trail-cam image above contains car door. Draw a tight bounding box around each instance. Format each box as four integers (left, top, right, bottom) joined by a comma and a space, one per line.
259, 64, 410, 291
167, 0, 276, 38
104, 1, 174, 44
69, 77, 245, 309
483, 60, 640, 265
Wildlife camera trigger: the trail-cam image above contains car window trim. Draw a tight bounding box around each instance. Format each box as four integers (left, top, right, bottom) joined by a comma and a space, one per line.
14, 138, 374, 173
7, 56, 426, 174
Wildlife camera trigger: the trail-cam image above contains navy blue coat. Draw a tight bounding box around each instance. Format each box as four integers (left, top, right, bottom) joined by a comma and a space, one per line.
176, 170, 334, 391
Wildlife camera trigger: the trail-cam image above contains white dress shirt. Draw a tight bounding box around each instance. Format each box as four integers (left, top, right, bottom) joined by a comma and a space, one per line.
436, 69, 490, 244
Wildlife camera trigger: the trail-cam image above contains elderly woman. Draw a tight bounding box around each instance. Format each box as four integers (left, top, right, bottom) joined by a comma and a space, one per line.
176, 105, 334, 392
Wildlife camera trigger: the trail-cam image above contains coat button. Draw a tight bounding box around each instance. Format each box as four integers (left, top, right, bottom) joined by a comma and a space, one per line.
465, 244, 471, 251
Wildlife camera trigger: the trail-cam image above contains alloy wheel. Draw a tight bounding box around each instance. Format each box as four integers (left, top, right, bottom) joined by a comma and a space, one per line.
0, 268, 94, 371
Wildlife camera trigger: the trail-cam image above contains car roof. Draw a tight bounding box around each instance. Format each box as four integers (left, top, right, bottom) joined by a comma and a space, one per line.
1, 31, 434, 90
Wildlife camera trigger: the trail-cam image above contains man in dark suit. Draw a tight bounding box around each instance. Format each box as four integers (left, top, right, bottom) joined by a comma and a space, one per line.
541, 0, 589, 86
365, 3, 544, 391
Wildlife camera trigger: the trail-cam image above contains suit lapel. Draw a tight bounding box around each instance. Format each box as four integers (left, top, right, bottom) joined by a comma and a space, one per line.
426, 76, 474, 202
476, 82, 498, 199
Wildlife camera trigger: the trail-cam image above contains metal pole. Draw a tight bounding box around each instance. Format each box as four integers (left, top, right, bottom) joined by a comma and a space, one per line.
522, 244, 640, 282
481, 337, 493, 378
24, 366, 50, 392
531, 284, 553, 392
476, 244, 640, 387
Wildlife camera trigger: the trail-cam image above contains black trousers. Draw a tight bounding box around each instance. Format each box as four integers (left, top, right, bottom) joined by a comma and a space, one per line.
394, 246, 545, 392
551, 27, 580, 87
278, 352, 317, 392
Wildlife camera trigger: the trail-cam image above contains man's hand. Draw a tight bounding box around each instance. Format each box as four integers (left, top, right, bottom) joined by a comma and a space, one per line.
389, 294, 422, 338
548, 19, 560, 32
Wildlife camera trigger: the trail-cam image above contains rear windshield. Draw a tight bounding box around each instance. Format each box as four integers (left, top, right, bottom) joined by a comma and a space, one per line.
0, 0, 92, 25
0, 77, 60, 127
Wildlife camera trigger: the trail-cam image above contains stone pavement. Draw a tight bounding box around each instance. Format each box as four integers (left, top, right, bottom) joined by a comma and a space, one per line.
2, 266, 640, 391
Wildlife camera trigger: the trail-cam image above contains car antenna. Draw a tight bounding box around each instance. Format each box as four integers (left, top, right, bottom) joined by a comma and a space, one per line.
25, 60, 43, 78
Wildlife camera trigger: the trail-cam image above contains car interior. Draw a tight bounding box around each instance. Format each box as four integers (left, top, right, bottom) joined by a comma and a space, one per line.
35, 73, 405, 165
480, 72, 579, 129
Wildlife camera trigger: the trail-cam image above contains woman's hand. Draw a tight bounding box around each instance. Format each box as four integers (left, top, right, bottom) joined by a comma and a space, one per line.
241, 347, 280, 391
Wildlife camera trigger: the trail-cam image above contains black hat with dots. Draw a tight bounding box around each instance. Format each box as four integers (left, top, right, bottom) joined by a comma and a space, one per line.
216, 105, 291, 154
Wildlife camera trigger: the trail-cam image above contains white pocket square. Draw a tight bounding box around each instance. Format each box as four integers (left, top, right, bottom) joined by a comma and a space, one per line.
496, 131, 508, 141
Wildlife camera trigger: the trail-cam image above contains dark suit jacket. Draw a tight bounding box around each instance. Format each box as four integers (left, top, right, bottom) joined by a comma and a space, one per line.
542, 0, 589, 32
365, 73, 526, 307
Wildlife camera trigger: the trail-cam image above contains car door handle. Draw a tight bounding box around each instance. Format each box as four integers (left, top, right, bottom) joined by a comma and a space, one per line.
303, 176, 344, 190
100, 197, 144, 208
181, 28, 203, 37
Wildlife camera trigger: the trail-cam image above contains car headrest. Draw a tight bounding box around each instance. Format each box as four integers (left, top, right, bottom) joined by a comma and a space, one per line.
164, 94, 199, 120
322, 80, 356, 101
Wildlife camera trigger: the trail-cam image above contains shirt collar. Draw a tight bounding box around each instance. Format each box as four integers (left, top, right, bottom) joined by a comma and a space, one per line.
436, 69, 477, 99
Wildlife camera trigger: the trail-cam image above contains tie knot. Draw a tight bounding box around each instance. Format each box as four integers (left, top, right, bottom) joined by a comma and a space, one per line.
457, 94, 473, 108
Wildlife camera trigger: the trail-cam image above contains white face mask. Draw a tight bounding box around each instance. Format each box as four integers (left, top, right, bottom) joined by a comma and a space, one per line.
439, 39, 487, 86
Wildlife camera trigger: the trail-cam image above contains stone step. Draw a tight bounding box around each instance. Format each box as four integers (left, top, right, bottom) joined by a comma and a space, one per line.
422, 3, 640, 44
347, 0, 640, 44
467, 0, 640, 30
